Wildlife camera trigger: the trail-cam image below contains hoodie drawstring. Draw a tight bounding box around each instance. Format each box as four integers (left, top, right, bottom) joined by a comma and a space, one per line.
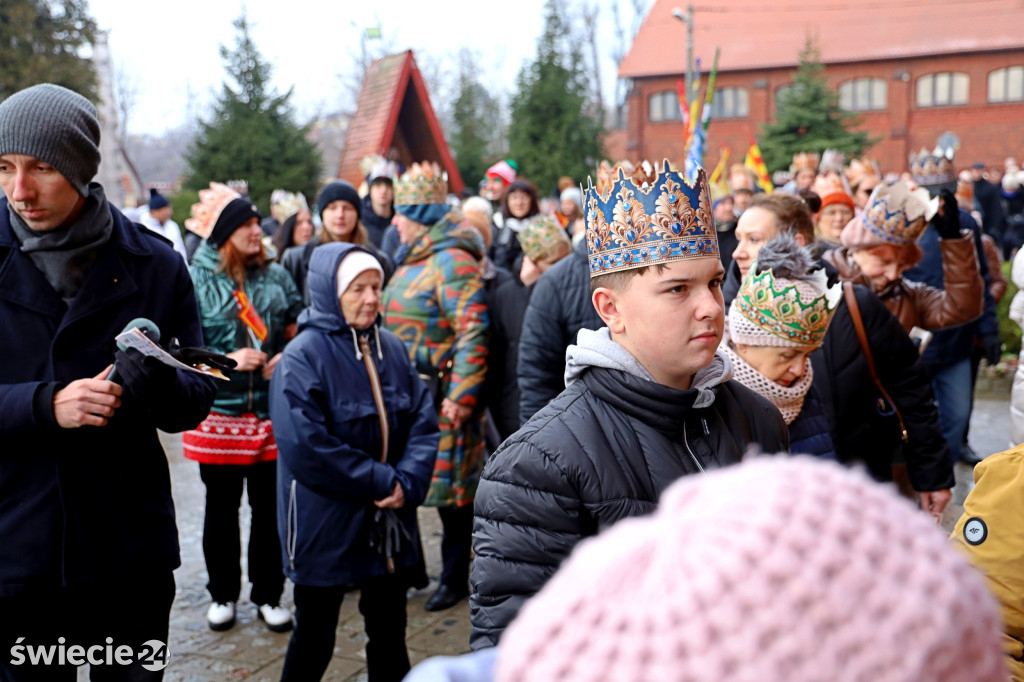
351, 327, 363, 360
374, 326, 383, 360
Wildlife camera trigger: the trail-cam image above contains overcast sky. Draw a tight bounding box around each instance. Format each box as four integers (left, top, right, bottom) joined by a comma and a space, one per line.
88, 0, 637, 137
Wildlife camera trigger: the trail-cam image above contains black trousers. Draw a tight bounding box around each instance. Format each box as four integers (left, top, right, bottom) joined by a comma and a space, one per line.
198, 461, 284, 606
0, 572, 175, 682
437, 504, 474, 590
280, 575, 410, 682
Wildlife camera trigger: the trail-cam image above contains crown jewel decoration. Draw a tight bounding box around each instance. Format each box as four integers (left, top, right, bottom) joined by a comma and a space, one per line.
584, 159, 718, 276
862, 182, 938, 245
394, 161, 448, 206
909, 147, 956, 187
733, 267, 841, 347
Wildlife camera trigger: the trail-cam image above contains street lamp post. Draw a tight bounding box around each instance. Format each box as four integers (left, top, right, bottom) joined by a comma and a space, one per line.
672, 6, 694, 97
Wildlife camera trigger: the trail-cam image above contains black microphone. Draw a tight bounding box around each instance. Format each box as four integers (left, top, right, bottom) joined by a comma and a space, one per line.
105, 318, 161, 384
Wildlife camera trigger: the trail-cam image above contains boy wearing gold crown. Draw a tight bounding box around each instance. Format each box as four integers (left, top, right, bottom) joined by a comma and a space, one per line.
470, 162, 789, 649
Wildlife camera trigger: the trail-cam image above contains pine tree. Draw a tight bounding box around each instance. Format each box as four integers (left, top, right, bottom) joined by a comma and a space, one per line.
759, 38, 875, 173
185, 13, 321, 215
507, 0, 604, 196
0, 0, 97, 101
449, 50, 501, 188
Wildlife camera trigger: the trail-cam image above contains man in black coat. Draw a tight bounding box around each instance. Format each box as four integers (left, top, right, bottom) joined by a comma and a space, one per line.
517, 237, 603, 424
0, 84, 217, 680
470, 166, 789, 650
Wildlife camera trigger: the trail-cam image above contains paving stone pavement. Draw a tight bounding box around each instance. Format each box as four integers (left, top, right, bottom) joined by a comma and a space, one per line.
74, 433, 469, 682
75, 396, 1013, 680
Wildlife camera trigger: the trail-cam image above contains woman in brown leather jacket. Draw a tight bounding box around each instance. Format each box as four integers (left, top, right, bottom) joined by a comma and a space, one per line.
823, 181, 983, 333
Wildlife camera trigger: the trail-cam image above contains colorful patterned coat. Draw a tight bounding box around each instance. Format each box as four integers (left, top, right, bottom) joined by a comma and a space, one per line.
383, 214, 489, 507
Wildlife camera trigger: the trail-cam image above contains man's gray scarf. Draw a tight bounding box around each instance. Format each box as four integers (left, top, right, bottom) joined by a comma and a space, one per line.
9, 183, 113, 304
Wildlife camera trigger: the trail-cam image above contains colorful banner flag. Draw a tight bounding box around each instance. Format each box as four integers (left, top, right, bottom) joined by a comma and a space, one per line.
745, 140, 774, 193
233, 290, 268, 346
709, 147, 730, 186
701, 48, 721, 133
685, 124, 705, 183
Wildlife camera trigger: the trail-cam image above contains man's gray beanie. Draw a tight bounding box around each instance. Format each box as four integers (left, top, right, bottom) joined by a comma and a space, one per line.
0, 83, 101, 195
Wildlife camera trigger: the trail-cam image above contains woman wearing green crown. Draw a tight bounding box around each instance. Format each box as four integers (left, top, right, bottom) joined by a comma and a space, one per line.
382, 162, 489, 613
721, 233, 840, 458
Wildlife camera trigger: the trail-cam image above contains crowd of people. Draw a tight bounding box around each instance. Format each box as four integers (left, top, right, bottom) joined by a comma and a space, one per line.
3, 80, 1024, 682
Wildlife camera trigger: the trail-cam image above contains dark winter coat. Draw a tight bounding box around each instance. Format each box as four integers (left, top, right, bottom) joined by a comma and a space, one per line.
0, 197, 217, 596
470, 360, 789, 649
811, 283, 954, 491
903, 215, 999, 370
281, 235, 394, 305
787, 384, 836, 459
517, 238, 603, 423
361, 195, 392, 249
269, 243, 439, 587
485, 270, 531, 442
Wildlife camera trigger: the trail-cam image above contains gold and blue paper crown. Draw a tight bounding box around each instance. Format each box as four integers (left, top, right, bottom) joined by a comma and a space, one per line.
909, 148, 956, 188
584, 159, 718, 277
862, 182, 938, 245
732, 266, 841, 348
394, 162, 448, 206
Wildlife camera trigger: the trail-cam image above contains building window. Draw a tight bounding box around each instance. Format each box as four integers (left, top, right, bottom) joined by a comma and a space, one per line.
989, 66, 1024, 102
916, 72, 969, 107
709, 87, 748, 119
648, 91, 681, 122
839, 78, 887, 111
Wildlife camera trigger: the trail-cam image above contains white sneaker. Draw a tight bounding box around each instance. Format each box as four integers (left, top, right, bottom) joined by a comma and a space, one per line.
206, 601, 236, 631
258, 603, 293, 633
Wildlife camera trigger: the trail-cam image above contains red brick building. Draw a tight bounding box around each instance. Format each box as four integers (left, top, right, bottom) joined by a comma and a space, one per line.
619, 0, 1024, 175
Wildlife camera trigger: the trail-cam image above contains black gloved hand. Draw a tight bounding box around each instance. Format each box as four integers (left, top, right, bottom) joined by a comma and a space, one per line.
168, 338, 237, 372
933, 189, 961, 239
113, 346, 177, 403
982, 333, 1003, 366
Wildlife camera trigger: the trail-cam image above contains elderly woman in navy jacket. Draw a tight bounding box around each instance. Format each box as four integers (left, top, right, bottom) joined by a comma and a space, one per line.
269, 242, 439, 682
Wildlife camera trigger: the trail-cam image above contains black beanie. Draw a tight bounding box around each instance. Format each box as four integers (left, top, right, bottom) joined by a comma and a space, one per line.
316, 181, 361, 221
148, 188, 170, 210
208, 198, 261, 249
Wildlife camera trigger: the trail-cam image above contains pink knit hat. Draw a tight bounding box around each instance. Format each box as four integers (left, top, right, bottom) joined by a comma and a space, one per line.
485, 160, 517, 186
495, 457, 1005, 682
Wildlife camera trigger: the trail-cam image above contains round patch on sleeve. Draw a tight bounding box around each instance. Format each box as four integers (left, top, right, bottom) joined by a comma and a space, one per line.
963, 517, 987, 546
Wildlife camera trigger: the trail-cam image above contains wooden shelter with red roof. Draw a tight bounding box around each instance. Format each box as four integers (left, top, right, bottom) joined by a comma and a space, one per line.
619, 0, 1024, 174
337, 50, 464, 192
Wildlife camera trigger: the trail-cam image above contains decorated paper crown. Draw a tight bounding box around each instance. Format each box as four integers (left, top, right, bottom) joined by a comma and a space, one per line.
394, 162, 447, 206
274, 192, 308, 221
520, 214, 571, 263
595, 160, 636, 200
185, 182, 241, 238
226, 179, 249, 196
731, 265, 841, 348
861, 181, 939, 245
845, 157, 881, 186
909, 147, 956, 188
584, 159, 718, 277
819, 149, 845, 175
361, 154, 400, 182
791, 152, 820, 173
